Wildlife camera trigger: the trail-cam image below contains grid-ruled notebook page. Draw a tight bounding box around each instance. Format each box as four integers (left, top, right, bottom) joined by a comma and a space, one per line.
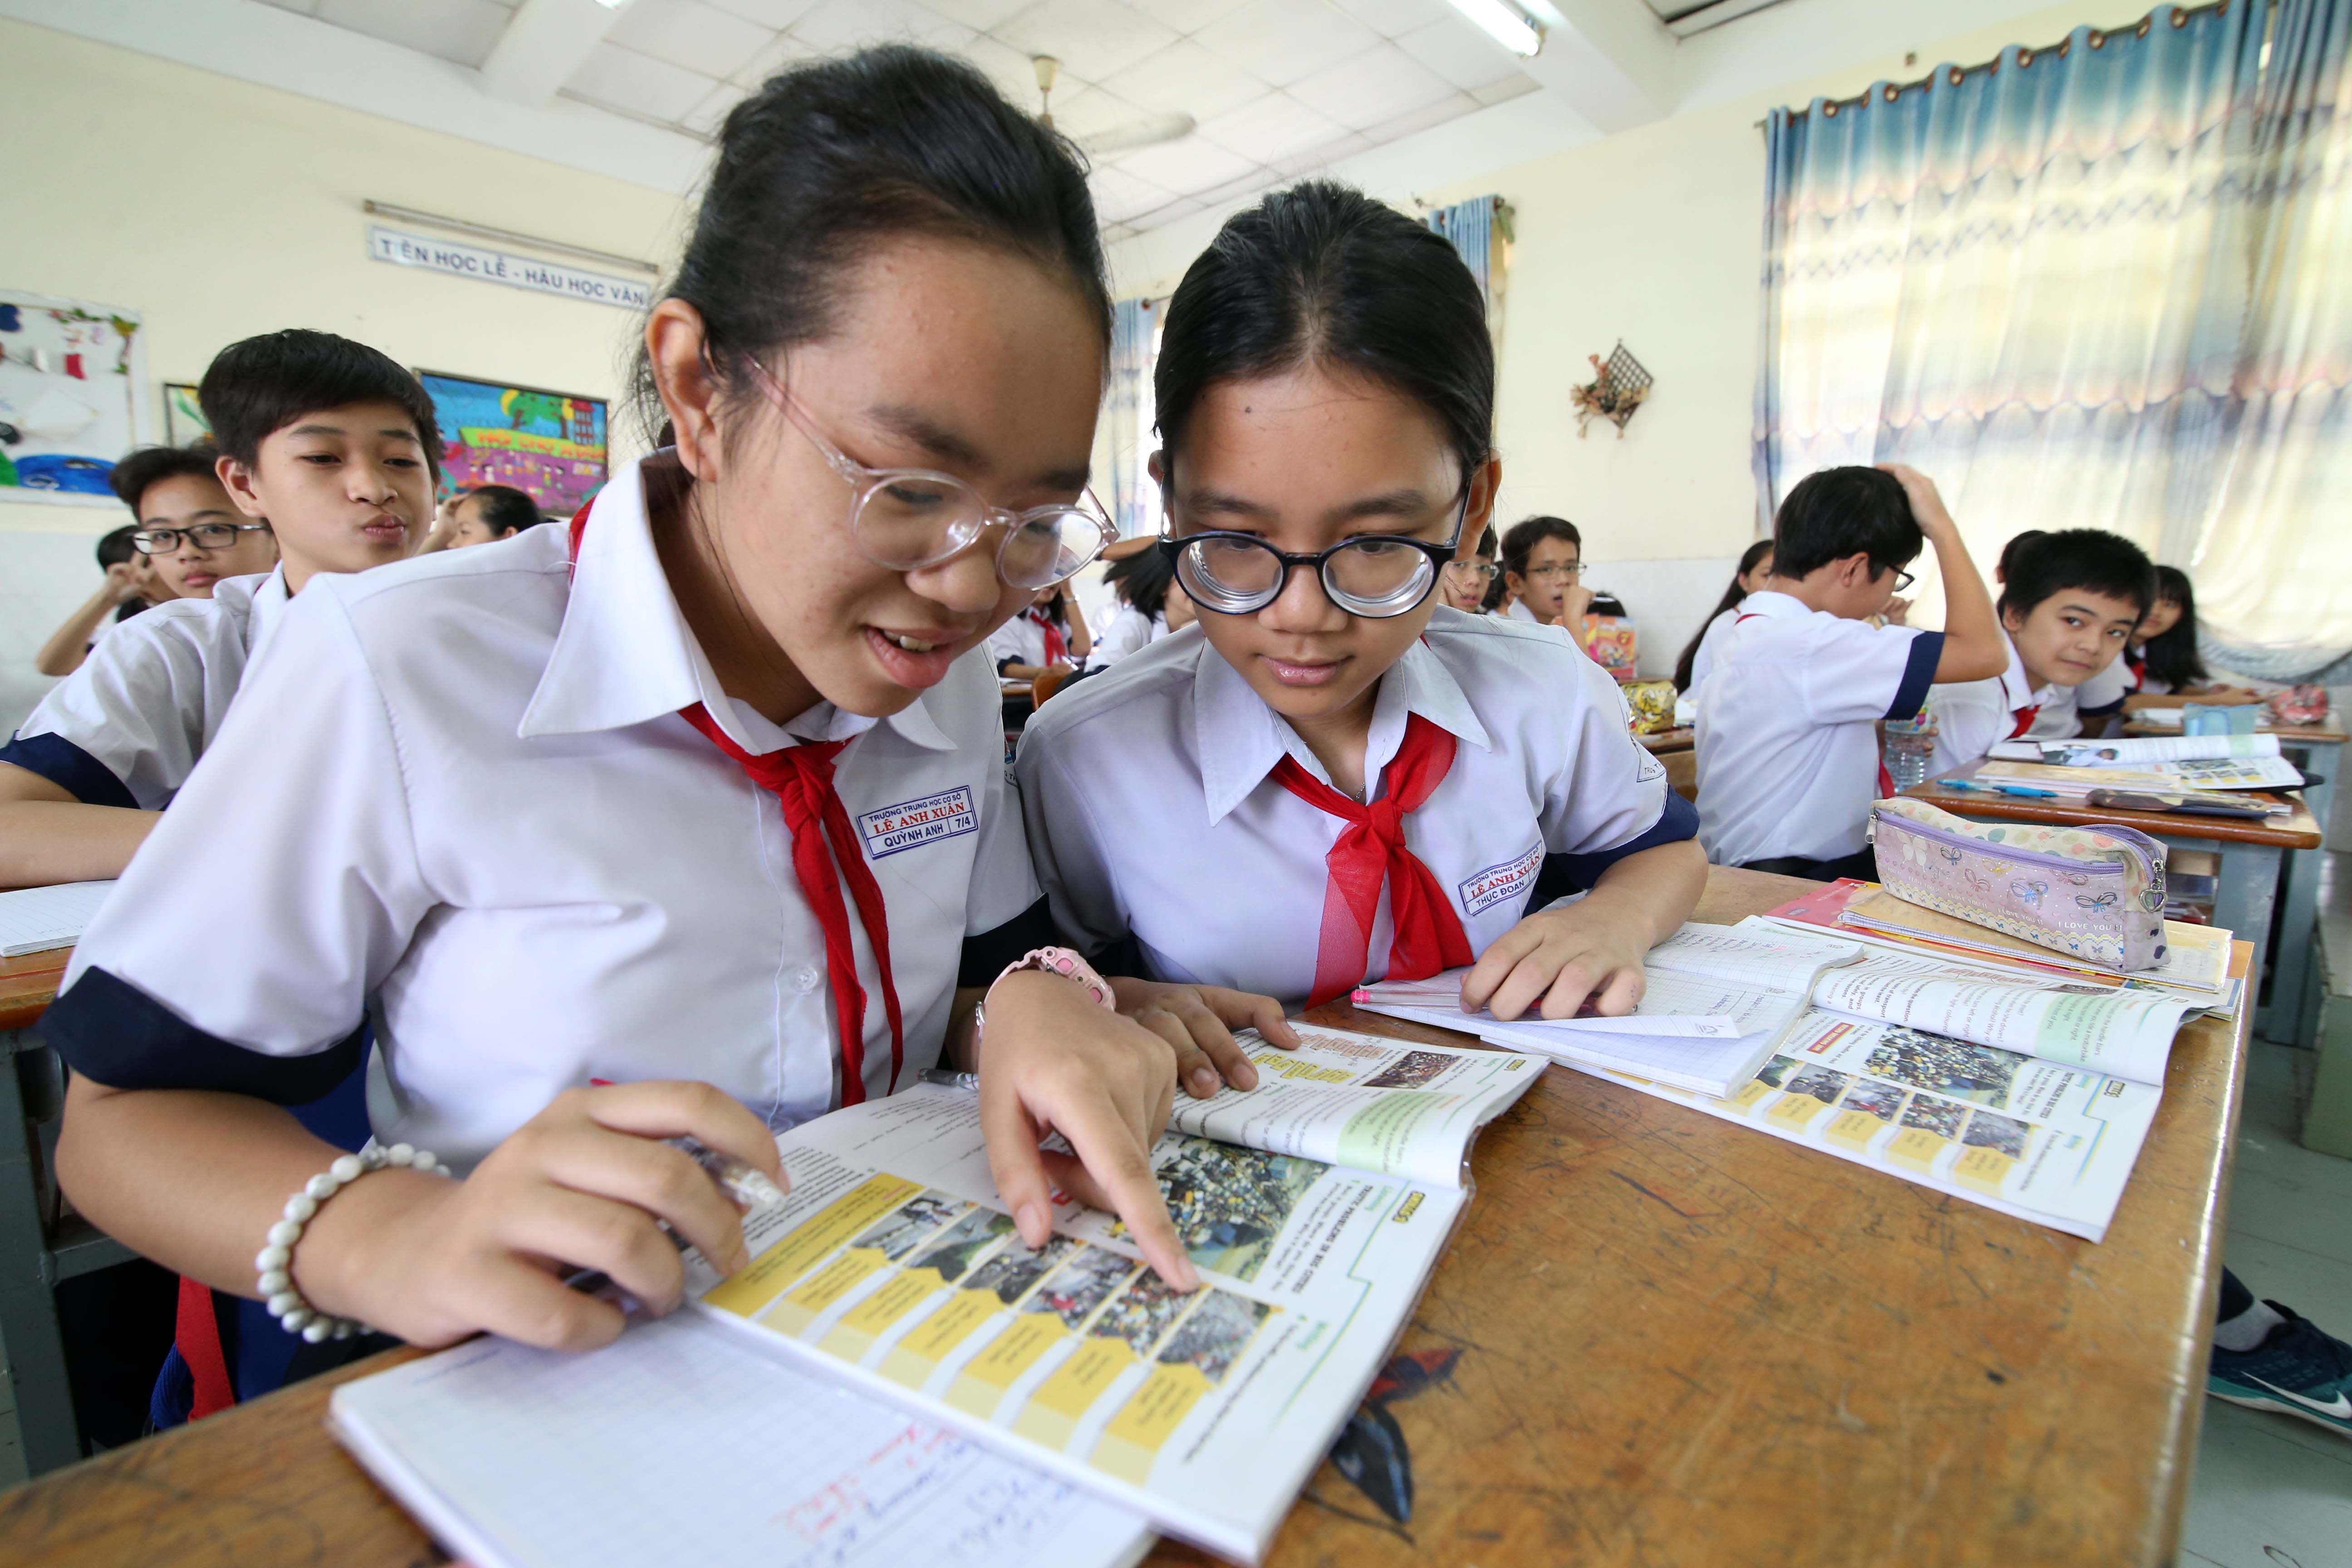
0, 880, 113, 958
331, 1312, 1152, 1568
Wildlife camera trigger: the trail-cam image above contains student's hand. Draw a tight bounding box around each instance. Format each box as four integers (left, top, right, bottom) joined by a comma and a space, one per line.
1882, 595, 1912, 625
975, 970, 1199, 1291
1460, 902, 1652, 1022
1559, 583, 1596, 628
1877, 464, 1957, 538
101, 560, 142, 604
328, 1081, 784, 1352
1109, 978, 1300, 1099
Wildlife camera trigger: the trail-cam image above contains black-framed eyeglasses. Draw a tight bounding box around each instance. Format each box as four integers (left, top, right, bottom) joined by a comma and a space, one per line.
1519, 560, 1581, 582
1161, 488, 1473, 620
1891, 567, 1916, 592
132, 521, 271, 554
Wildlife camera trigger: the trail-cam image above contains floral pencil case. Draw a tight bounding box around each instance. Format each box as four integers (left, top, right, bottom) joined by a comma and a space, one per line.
1867, 797, 2169, 970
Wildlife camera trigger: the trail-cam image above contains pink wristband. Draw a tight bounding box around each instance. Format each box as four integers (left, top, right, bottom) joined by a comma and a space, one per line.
991, 946, 1116, 1009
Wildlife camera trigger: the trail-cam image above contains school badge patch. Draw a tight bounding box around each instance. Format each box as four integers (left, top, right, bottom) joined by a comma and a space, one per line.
858, 786, 977, 859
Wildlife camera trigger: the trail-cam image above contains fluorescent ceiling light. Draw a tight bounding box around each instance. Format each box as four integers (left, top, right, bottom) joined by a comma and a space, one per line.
1446, 0, 1544, 56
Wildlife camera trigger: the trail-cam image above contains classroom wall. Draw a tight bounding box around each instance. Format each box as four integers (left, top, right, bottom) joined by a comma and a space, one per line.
1105, 0, 2159, 676
0, 20, 687, 735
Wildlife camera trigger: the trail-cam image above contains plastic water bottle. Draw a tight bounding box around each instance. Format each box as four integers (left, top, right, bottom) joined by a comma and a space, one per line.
1882, 706, 1935, 793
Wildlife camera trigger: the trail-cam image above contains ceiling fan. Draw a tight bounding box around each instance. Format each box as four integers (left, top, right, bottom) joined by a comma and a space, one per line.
1032, 55, 1194, 155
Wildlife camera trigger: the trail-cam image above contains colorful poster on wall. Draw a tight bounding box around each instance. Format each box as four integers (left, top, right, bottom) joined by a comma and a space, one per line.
417, 370, 607, 519
163, 382, 211, 446
0, 289, 150, 505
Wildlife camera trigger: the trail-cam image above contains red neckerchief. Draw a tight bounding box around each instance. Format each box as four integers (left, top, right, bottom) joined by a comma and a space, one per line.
569, 502, 903, 1102
1028, 606, 1067, 667
1271, 713, 1474, 1007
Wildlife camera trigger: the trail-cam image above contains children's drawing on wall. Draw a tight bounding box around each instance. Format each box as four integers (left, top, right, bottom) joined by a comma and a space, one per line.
163, 382, 211, 446
0, 290, 149, 504
418, 370, 608, 520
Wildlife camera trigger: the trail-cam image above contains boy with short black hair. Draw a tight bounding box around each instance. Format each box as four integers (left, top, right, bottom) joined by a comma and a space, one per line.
420, 483, 545, 552
1933, 528, 2155, 773
1694, 465, 2007, 879
113, 443, 279, 601
1500, 515, 1588, 631
0, 329, 439, 887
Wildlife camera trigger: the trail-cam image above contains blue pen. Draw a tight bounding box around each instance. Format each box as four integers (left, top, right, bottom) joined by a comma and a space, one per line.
1946, 779, 2059, 799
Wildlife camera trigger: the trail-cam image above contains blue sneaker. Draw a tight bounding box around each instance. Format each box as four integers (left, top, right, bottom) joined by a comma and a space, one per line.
2208, 1302, 2352, 1440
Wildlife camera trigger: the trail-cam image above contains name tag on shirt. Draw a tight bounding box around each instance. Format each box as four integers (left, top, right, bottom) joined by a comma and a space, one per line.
1459, 842, 1544, 917
859, 787, 977, 859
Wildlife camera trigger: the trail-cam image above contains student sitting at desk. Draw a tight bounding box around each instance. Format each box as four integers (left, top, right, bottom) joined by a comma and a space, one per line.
30, 463, 229, 680
42, 49, 1282, 1365
1931, 529, 2154, 774
1436, 524, 1499, 613
2127, 564, 2217, 696
1499, 514, 1591, 644
1693, 466, 2007, 880
1018, 181, 1706, 1022
989, 581, 1090, 681
1673, 538, 1773, 694
1085, 544, 1194, 669
0, 331, 438, 889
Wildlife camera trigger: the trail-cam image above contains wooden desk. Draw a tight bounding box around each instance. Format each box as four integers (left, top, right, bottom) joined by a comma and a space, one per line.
0, 868, 2250, 1567
1906, 770, 2319, 1040
1637, 726, 1693, 755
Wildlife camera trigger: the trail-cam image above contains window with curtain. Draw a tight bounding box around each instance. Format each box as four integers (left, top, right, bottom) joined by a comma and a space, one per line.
1425, 195, 1512, 333
1104, 296, 1161, 540
1754, 0, 2352, 676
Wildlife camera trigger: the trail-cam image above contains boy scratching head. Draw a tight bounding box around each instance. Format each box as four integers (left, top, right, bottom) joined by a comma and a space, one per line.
1764, 466, 1921, 621
109, 443, 278, 598
1997, 529, 2154, 690
201, 330, 442, 593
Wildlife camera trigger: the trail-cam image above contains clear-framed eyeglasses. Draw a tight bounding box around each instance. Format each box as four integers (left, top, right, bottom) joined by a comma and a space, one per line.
131, 521, 271, 555
1442, 560, 1499, 584
1161, 486, 1474, 620
747, 359, 1113, 590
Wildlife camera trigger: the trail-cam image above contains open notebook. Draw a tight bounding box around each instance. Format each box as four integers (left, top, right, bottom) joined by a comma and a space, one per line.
331, 1310, 1155, 1568
0, 880, 113, 958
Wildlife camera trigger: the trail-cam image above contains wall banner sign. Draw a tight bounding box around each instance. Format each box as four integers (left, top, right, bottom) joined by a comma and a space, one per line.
366, 225, 650, 312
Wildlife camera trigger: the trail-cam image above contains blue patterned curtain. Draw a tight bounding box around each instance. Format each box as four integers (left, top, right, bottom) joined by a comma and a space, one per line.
1106, 297, 1155, 539
1426, 196, 1499, 313
1754, 5, 2264, 620
2185, 0, 2352, 676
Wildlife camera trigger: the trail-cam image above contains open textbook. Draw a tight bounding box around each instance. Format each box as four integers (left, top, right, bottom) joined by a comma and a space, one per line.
678, 1026, 1539, 1564
331, 1311, 1156, 1568
1347, 924, 1866, 1096
1978, 751, 2304, 794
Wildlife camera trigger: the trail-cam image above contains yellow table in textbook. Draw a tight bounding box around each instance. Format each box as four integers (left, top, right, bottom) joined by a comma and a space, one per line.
0, 867, 2250, 1568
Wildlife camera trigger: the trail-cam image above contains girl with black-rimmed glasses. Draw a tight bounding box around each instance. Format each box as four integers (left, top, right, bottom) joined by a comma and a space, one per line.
1018, 181, 1706, 1020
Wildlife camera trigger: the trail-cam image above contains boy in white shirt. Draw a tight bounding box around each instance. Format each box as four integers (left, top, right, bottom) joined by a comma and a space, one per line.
1933, 529, 2154, 774
1694, 465, 2006, 880
0, 330, 439, 886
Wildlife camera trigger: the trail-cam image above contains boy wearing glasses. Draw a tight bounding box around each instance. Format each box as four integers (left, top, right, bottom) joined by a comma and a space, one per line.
1692, 465, 2007, 881
0, 331, 437, 886
1499, 515, 1592, 638
1437, 525, 1499, 613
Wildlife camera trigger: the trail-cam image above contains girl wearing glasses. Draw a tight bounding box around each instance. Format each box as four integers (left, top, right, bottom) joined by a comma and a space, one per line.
47, 50, 1283, 1366
1018, 182, 1706, 1021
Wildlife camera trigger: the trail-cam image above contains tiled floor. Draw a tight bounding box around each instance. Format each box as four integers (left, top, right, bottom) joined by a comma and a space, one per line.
2180, 1041, 2352, 1568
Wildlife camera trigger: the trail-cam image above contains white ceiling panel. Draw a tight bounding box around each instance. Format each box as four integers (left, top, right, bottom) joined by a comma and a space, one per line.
312, 0, 512, 68
1088, 164, 1179, 222
729, 29, 825, 87
683, 79, 753, 135
253, 0, 326, 15
1286, 41, 1453, 133
1120, 0, 1256, 30
787, 0, 955, 52
1395, 13, 1529, 93
1470, 74, 1539, 106
1197, 91, 1350, 167
1095, 39, 1269, 121
609, 0, 781, 80
705, 0, 819, 26
1110, 135, 1260, 194
920, 0, 1036, 27
1360, 89, 1480, 143
1192, 0, 1383, 88
960, 33, 1073, 108
994, 0, 1178, 82
565, 42, 722, 120
1326, 0, 1454, 37
1272, 129, 1371, 175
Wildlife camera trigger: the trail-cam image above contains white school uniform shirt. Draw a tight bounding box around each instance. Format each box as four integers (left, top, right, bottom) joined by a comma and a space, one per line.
1085, 602, 1166, 669
985, 609, 1069, 672
1930, 635, 2058, 775
1, 569, 288, 809
1504, 597, 1541, 624
2030, 655, 2133, 738
1692, 590, 1944, 866
50, 458, 1038, 1170
1685, 607, 1736, 695
1015, 607, 1690, 1012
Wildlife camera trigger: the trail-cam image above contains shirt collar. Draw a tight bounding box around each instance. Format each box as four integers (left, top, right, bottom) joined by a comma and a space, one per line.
1192, 636, 1491, 826
1998, 635, 2049, 711
1734, 589, 1810, 620
519, 455, 951, 755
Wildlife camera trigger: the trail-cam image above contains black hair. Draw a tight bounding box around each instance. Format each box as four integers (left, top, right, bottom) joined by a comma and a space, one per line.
1153, 180, 1491, 495
109, 442, 223, 515
1673, 537, 1775, 691
1475, 524, 1498, 558
631, 46, 1109, 444
464, 483, 544, 537
198, 330, 442, 480
96, 523, 140, 570
1997, 529, 2047, 583
1771, 467, 1920, 580
1480, 568, 1509, 613
1501, 515, 1579, 582
2140, 564, 2207, 689
1996, 528, 2156, 625
1103, 544, 1175, 619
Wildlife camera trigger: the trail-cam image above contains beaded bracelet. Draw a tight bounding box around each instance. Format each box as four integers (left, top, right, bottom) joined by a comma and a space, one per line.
256, 1143, 448, 1344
